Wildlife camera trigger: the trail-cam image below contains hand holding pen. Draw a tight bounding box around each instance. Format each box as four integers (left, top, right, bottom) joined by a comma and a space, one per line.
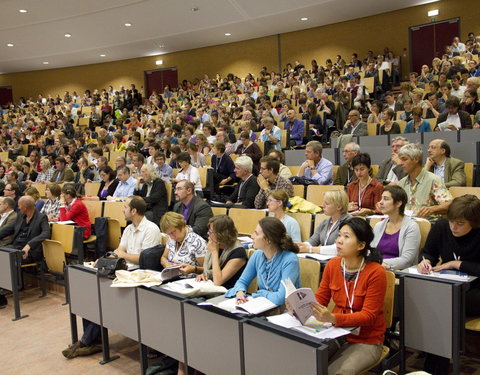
417, 256, 432, 274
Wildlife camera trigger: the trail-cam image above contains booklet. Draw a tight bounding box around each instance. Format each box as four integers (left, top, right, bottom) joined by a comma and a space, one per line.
282, 278, 317, 324
159, 265, 182, 282
163, 279, 227, 296
216, 296, 278, 315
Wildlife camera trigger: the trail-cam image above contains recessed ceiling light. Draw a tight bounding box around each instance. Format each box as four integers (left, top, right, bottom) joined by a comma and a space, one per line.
43, 62, 49, 65
225, 33, 231, 36
19, 9, 27, 13
7, 43, 14, 47
124, 23, 132, 27
100, 54, 106, 57
64, 33, 72, 38
301, 17, 308, 21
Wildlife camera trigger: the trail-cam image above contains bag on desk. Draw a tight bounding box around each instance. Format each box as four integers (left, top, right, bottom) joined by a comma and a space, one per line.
95, 252, 127, 278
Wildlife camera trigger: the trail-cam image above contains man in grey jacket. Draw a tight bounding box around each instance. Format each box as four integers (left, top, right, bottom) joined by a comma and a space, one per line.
376, 136, 408, 185
341, 110, 368, 136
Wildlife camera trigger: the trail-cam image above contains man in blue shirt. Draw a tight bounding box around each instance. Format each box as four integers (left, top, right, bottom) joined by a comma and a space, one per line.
297, 141, 333, 185
111, 166, 137, 198
260, 117, 282, 151
284, 109, 304, 146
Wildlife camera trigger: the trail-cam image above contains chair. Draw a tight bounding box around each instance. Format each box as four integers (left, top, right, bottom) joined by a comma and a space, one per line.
228, 208, 267, 235
165, 183, 173, 207
298, 257, 321, 291
397, 120, 407, 133
358, 270, 396, 374
288, 212, 313, 241
104, 201, 127, 227
369, 217, 430, 249
42, 240, 66, 276
292, 184, 305, 198
306, 185, 345, 206
211, 206, 227, 216
370, 164, 379, 177
84, 182, 101, 197
466, 317, 480, 332
464, 163, 474, 187
449, 186, 480, 199
314, 213, 329, 230
82, 200, 103, 225
198, 167, 208, 189
32, 183, 47, 198
51, 223, 74, 254
287, 166, 302, 176
367, 123, 379, 136
333, 165, 339, 182
107, 218, 122, 250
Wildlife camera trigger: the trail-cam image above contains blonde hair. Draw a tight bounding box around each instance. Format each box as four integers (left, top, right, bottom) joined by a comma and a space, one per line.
323, 190, 349, 214
160, 212, 186, 232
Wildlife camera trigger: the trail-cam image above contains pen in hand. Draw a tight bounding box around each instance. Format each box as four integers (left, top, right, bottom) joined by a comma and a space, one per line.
422, 256, 431, 274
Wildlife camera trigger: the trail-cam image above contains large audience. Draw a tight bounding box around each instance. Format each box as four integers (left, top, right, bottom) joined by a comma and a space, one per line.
1, 33, 480, 375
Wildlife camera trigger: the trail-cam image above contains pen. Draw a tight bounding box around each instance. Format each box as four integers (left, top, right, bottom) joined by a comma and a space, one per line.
422, 256, 431, 274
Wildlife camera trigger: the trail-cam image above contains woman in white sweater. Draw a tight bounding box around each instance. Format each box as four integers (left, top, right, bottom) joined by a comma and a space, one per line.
371, 185, 420, 270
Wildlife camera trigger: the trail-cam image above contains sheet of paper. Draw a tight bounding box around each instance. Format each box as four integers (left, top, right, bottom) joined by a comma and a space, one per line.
297, 253, 335, 261
238, 236, 253, 243
267, 312, 302, 329
405, 266, 469, 281
50, 220, 76, 225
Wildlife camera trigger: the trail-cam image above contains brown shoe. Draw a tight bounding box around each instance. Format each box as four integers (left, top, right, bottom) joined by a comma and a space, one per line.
76, 344, 102, 357
62, 341, 83, 359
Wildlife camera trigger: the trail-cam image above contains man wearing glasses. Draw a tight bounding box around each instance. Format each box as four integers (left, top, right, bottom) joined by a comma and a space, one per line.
342, 110, 368, 136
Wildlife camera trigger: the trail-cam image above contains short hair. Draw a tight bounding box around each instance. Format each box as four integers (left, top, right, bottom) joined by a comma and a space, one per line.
56, 156, 66, 165
99, 166, 116, 181
439, 140, 451, 158
92, 147, 103, 156
351, 153, 371, 169
2, 197, 15, 209
208, 215, 238, 248
46, 183, 62, 197
427, 91, 442, 100
7, 183, 20, 195
260, 156, 280, 174
398, 143, 423, 164
411, 107, 423, 117
24, 186, 40, 202
445, 97, 460, 109
447, 195, 480, 228
239, 131, 250, 140
178, 180, 195, 194
127, 196, 147, 216
133, 153, 145, 163
383, 108, 395, 120
384, 185, 408, 216
176, 152, 191, 164
345, 142, 360, 153
306, 140, 323, 156
160, 211, 186, 232
62, 184, 77, 198
391, 136, 408, 144
235, 156, 253, 172
268, 149, 285, 164
117, 166, 131, 175
214, 142, 226, 153
269, 189, 289, 209
261, 117, 274, 125
323, 190, 349, 214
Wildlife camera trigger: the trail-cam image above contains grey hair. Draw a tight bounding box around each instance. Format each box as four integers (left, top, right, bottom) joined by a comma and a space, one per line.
141, 164, 159, 181
346, 142, 360, 153
306, 140, 323, 156
398, 143, 423, 164
391, 136, 409, 144
261, 116, 274, 125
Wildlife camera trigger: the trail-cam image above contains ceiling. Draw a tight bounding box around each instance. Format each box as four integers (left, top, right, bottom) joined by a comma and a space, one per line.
0, 0, 439, 74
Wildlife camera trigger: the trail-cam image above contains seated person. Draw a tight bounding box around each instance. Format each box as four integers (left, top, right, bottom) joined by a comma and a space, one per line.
297, 189, 350, 255
372, 186, 420, 270
0, 196, 50, 263
266, 189, 301, 242
211, 141, 236, 191
435, 96, 473, 130
397, 143, 452, 220
417, 195, 480, 374
225, 156, 259, 208
404, 107, 431, 133
56, 185, 91, 239
376, 137, 408, 186
235, 131, 262, 173
40, 183, 61, 220
50, 156, 75, 183
334, 142, 360, 187
24, 186, 45, 212
347, 153, 383, 216
84, 166, 119, 201
133, 164, 168, 226
0, 197, 18, 247
160, 212, 206, 275
62, 196, 161, 359
379, 109, 401, 135
196, 215, 247, 288
154, 151, 173, 182
74, 157, 95, 183
172, 152, 202, 199
296, 141, 333, 185
259, 116, 282, 152
225, 217, 300, 306
110, 166, 137, 199
424, 139, 466, 187
267, 149, 292, 179
342, 110, 368, 136
309, 217, 386, 375
173, 180, 213, 240
254, 156, 293, 209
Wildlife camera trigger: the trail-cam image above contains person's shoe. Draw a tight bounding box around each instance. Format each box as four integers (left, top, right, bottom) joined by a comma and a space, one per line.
62, 341, 83, 359
76, 344, 102, 357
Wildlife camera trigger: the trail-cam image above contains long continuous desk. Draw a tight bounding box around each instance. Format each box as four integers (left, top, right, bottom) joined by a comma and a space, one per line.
398, 271, 476, 375
67, 265, 332, 375
0, 247, 28, 320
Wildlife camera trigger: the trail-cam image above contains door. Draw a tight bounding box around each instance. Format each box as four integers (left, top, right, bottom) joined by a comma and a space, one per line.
0, 86, 13, 106
144, 68, 178, 98
409, 18, 460, 74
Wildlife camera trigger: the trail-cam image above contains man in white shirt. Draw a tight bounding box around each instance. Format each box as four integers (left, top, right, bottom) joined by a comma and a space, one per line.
450, 75, 466, 100
451, 36, 466, 54
114, 196, 161, 267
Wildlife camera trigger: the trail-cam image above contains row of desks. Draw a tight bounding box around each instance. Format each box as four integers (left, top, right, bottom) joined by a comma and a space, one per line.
67, 264, 475, 375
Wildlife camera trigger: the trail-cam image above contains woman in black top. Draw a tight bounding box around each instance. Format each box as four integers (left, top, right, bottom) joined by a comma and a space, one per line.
417, 195, 480, 375
84, 166, 119, 201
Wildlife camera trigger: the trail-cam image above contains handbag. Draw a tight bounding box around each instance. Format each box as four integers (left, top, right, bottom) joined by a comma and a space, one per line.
95, 252, 128, 278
